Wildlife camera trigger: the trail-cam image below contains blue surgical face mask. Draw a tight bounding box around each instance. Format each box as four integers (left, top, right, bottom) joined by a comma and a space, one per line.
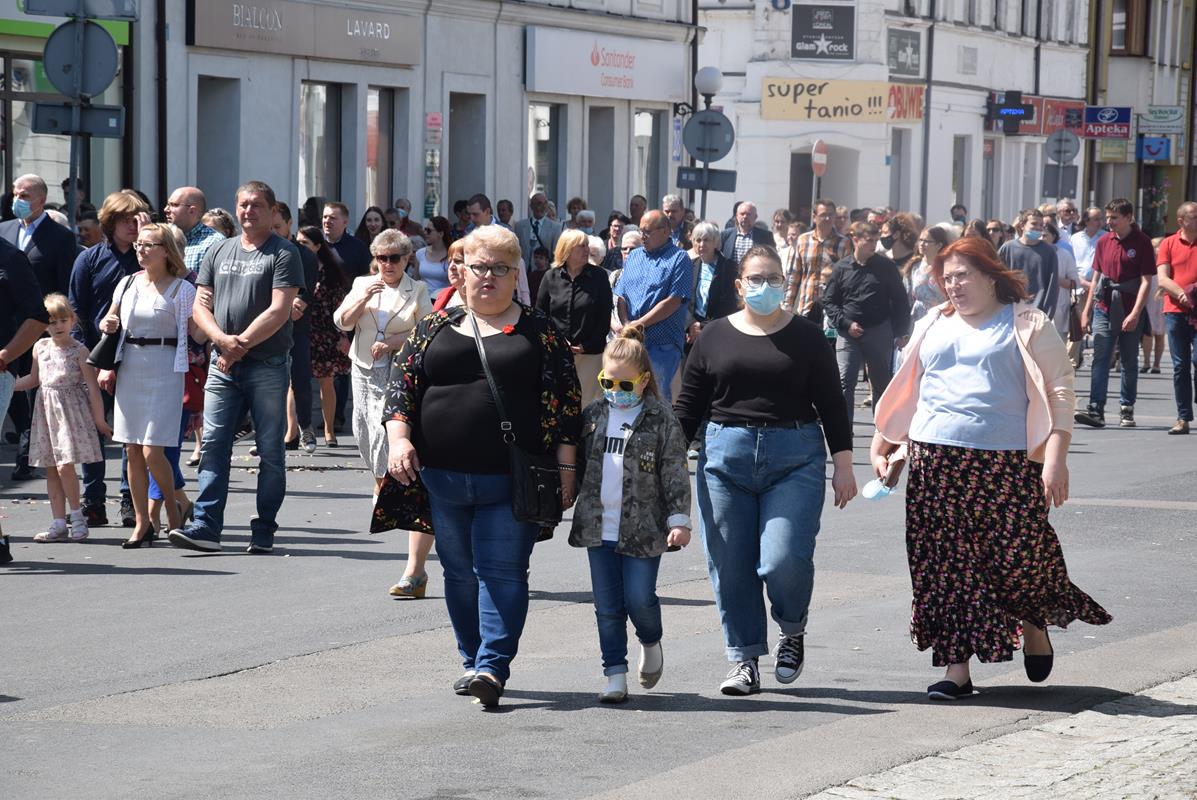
1024, 228, 1043, 242
397, 209, 408, 219
580, 226, 594, 236
12, 198, 32, 220
743, 283, 785, 315
603, 388, 643, 410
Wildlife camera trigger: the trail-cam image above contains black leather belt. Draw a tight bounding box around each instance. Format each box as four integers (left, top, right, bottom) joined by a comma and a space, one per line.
125, 337, 178, 346
721, 419, 812, 429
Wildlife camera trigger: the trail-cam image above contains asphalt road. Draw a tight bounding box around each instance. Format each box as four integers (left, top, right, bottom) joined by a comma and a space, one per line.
2, 363, 1195, 799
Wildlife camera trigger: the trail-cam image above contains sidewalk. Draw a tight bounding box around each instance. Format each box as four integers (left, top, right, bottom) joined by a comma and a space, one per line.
807, 674, 1197, 800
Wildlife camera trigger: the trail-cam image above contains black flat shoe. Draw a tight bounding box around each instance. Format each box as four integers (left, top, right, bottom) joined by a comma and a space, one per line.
927, 679, 975, 701
468, 674, 503, 708
1024, 631, 1054, 683
453, 672, 475, 696
285, 437, 299, 451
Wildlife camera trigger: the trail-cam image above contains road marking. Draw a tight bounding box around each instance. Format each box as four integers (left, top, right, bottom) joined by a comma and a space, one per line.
1068, 497, 1197, 511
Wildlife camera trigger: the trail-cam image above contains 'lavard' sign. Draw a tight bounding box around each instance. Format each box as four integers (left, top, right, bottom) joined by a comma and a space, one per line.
762, 78, 925, 122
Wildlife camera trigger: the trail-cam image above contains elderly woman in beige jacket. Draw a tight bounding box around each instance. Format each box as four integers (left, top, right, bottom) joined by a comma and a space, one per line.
869, 237, 1110, 702
334, 229, 434, 598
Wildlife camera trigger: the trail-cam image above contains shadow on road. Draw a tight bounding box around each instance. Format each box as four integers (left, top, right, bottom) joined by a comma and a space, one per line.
2, 560, 236, 576
496, 688, 896, 716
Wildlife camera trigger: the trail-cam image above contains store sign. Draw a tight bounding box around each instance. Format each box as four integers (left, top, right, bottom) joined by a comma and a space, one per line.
187, 0, 421, 65
1097, 139, 1130, 162
792, 6, 855, 61
1083, 106, 1132, 139
526, 27, 687, 102
1138, 105, 1185, 134
1042, 99, 1085, 135
987, 92, 1042, 135
761, 78, 924, 123
1137, 136, 1172, 161
886, 29, 920, 77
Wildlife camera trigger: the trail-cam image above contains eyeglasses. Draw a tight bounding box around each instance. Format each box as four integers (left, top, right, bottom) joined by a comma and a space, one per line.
741, 274, 785, 289
942, 271, 977, 287
467, 263, 513, 277
133, 241, 162, 252
375, 253, 406, 263
598, 370, 648, 392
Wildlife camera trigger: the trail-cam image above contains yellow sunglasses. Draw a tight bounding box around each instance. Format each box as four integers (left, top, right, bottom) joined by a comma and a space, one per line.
597, 370, 649, 392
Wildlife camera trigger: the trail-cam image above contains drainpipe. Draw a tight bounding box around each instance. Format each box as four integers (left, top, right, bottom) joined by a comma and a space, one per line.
1086, 0, 1102, 205
1186, 2, 1196, 200
155, 0, 168, 208
918, 0, 936, 220
688, 0, 699, 209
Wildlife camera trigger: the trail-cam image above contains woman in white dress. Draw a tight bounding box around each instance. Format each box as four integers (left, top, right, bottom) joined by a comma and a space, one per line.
334, 229, 433, 597
100, 223, 197, 547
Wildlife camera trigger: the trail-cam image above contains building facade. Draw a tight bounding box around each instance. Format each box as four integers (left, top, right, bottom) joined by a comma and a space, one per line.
131, 0, 694, 227
698, 0, 1089, 225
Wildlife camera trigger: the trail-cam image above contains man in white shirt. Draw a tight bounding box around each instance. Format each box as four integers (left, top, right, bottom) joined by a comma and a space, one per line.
1068, 206, 1109, 369
514, 192, 561, 267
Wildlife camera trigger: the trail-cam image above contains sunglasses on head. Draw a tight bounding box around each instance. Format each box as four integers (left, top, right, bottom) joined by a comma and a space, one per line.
598, 370, 648, 392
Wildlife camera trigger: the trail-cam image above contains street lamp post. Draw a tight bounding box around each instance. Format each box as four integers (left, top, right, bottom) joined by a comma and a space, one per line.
693, 67, 724, 220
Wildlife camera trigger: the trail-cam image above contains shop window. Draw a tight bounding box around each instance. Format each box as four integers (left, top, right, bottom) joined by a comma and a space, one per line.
366, 87, 394, 210
299, 82, 342, 213
952, 135, 971, 209
1111, 0, 1150, 55
633, 110, 663, 212
587, 106, 615, 223
528, 103, 564, 205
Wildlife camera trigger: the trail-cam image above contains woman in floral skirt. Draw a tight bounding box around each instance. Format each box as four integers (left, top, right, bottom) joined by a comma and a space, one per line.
871, 236, 1110, 701
296, 225, 351, 446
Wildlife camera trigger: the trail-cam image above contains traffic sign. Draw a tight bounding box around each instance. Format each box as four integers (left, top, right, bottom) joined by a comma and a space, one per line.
32, 102, 124, 137
1083, 106, 1131, 139
1044, 130, 1080, 164
676, 166, 737, 193
24, 0, 139, 19
1042, 165, 1078, 199
811, 138, 828, 177
682, 110, 735, 163
43, 20, 119, 98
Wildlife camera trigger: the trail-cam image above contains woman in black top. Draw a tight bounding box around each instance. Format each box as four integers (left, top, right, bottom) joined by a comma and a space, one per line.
536, 228, 614, 407
381, 225, 581, 708
675, 245, 856, 697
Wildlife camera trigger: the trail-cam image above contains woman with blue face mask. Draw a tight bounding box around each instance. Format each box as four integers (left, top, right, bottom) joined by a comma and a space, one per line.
675, 245, 857, 696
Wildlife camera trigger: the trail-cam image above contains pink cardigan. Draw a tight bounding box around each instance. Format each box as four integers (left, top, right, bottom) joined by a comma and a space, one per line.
874, 302, 1074, 463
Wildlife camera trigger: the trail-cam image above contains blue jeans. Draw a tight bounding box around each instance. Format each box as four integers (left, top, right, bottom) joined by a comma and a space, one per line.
1088, 305, 1139, 411
836, 320, 894, 426
422, 467, 538, 684
647, 344, 683, 402
697, 421, 827, 662
586, 542, 663, 676
148, 407, 190, 501
82, 390, 129, 504
1165, 312, 1197, 421
193, 354, 290, 542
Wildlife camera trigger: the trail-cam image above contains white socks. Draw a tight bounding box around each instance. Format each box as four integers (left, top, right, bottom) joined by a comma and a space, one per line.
639, 641, 663, 675
599, 673, 628, 702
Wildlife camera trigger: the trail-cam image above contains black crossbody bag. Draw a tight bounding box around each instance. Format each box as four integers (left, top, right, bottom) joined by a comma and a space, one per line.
87, 276, 135, 371
468, 313, 563, 527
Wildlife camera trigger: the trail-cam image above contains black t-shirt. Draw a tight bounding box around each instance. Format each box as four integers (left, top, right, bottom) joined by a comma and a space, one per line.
674, 316, 852, 454
416, 315, 543, 474
329, 235, 372, 279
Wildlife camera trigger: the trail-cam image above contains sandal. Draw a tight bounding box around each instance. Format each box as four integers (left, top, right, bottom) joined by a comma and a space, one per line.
33, 525, 69, 543
388, 573, 428, 599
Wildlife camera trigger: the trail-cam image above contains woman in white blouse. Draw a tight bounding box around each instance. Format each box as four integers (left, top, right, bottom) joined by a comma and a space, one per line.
334, 229, 434, 597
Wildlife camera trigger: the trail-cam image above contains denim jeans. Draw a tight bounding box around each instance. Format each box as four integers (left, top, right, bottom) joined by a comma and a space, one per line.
646, 343, 683, 402
193, 354, 290, 542
586, 541, 663, 676
82, 390, 129, 505
836, 320, 894, 426
697, 421, 827, 662
1088, 305, 1139, 411
422, 467, 538, 684
1165, 312, 1197, 421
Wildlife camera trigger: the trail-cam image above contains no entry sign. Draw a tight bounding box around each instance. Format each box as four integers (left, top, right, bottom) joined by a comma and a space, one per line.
812, 139, 828, 177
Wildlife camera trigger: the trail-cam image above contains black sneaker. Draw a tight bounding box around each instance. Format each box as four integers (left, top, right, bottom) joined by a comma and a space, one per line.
0, 535, 12, 565
1119, 405, 1135, 428
81, 502, 108, 527
719, 659, 761, 695
927, 679, 975, 701
10, 465, 39, 481
773, 633, 805, 684
1074, 405, 1105, 428
119, 493, 136, 528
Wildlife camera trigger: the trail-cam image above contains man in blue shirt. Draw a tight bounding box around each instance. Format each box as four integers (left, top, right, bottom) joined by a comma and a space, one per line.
165, 186, 225, 277
615, 210, 692, 400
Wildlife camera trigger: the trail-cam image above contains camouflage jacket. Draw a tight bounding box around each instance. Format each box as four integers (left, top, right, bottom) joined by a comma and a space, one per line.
568, 395, 692, 558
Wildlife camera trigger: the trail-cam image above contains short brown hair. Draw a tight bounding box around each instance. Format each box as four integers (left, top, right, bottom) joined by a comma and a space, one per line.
236, 180, 277, 209
98, 190, 150, 237
323, 201, 349, 220
932, 237, 1029, 316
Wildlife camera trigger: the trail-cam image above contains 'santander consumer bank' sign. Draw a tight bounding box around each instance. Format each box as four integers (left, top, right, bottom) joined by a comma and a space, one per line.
187, 0, 421, 65
526, 27, 687, 103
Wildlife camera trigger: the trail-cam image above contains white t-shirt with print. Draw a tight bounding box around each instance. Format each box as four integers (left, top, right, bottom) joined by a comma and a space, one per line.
599, 404, 643, 542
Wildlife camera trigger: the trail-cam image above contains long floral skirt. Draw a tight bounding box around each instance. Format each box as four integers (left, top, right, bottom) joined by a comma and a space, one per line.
905, 442, 1111, 667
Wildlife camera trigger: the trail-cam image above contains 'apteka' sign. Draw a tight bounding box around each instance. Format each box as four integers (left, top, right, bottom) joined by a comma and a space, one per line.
1083, 106, 1131, 139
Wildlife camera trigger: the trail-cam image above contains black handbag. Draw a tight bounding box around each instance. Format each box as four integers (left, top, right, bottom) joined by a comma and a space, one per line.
468, 312, 563, 527
87, 276, 134, 371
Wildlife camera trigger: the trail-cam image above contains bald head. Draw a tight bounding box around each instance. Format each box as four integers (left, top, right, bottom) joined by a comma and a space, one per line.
166, 186, 208, 230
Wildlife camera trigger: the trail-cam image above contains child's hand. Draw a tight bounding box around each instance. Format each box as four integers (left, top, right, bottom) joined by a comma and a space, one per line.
667, 526, 691, 549
96, 420, 113, 440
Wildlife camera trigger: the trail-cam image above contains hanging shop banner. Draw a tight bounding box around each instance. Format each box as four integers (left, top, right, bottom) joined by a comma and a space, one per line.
762, 78, 924, 122
1083, 106, 1133, 139
1138, 105, 1185, 134
1137, 136, 1172, 162
792, 6, 855, 61
886, 29, 921, 77
1042, 99, 1085, 135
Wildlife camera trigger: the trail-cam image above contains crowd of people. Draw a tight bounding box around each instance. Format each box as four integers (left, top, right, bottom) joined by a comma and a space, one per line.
11, 173, 1197, 709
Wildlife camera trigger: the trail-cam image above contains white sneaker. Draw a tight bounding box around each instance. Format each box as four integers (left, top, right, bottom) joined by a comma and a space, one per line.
719, 659, 761, 695
638, 641, 663, 689
67, 511, 89, 542
598, 673, 628, 704
300, 428, 317, 454
33, 520, 69, 543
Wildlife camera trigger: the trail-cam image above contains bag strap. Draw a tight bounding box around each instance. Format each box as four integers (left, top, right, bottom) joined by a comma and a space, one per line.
467, 312, 515, 443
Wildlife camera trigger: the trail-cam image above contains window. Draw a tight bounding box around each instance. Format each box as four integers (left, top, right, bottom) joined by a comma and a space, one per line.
952, 135, 972, 208
1039, 0, 1055, 40
1110, 0, 1150, 55
633, 110, 662, 212
994, 0, 1007, 31
299, 82, 342, 210
528, 103, 564, 203
366, 87, 394, 210
1021, 0, 1039, 37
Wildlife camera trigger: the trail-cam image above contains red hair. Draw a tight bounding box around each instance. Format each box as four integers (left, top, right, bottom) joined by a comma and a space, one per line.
932, 236, 1028, 316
